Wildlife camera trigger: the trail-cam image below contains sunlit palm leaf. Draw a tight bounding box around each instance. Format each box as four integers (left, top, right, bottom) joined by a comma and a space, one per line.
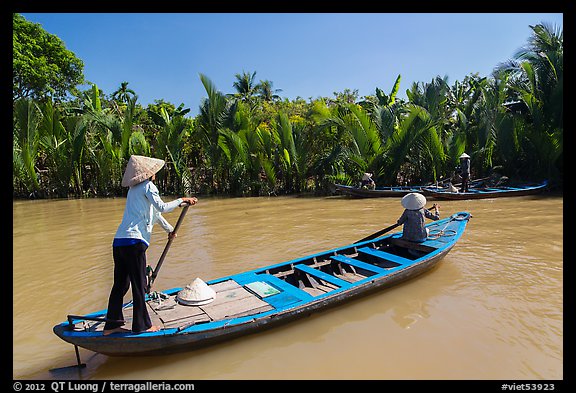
13, 98, 41, 192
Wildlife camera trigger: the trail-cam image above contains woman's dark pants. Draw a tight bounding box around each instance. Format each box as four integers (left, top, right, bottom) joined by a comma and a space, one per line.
104, 243, 152, 333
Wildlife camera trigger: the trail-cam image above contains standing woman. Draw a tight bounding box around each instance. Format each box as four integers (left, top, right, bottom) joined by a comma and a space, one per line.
459, 153, 471, 193
103, 155, 197, 335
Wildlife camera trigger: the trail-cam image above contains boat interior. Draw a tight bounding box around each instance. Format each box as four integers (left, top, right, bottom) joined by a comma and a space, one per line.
260, 236, 437, 297
65, 236, 439, 334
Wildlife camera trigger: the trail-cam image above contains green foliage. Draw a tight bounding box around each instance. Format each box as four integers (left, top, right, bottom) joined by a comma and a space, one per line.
13, 98, 41, 194
37, 100, 74, 196
12, 22, 563, 198
112, 82, 136, 104
13, 13, 84, 101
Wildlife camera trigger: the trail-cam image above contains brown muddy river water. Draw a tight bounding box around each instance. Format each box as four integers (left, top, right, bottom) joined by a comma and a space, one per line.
13, 194, 563, 380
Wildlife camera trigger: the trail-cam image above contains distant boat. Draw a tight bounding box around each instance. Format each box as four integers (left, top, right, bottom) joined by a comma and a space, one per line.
333, 178, 491, 198
334, 184, 427, 198
53, 212, 472, 358
422, 180, 548, 200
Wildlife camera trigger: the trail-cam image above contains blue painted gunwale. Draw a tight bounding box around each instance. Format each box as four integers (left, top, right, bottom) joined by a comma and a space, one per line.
53, 212, 471, 356
422, 181, 548, 200
334, 184, 427, 198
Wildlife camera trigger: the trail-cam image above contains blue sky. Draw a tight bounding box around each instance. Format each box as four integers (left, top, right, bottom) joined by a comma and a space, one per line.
20, 13, 563, 116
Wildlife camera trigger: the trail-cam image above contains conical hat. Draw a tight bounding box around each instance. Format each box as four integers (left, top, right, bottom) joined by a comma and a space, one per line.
459, 152, 470, 159
401, 192, 427, 210
177, 278, 216, 306
121, 155, 165, 187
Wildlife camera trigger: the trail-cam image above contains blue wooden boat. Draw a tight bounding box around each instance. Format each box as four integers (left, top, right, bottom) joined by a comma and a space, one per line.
422, 181, 548, 200
334, 184, 426, 198
53, 212, 472, 358
334, 177, 494, 198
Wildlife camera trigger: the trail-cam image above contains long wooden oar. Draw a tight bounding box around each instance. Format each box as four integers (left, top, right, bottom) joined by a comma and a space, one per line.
355, 222, 401, 244
146, 202, 190, 293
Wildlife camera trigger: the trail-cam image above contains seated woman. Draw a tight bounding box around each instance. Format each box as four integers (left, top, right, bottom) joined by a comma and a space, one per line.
360, 172, 376, 190
397, 193, 439, 243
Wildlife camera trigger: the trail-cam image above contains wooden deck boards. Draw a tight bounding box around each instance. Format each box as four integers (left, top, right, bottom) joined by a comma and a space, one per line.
302, 287, 326, 296
86, 302, 163, 332
199, 282, 273, 320
335, 272, 367, 283
144, 279, 274, 327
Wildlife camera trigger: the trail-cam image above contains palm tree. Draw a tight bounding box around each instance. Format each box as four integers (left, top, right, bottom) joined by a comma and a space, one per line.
149, 104, 190, 194
509, 22, 562, 127
495, 22, 563, 181
111, 81, 136, 104
231, 71, 258, 105
197, 73, 233, 193
306, 100, 351, 191
360, 74, 402, 112
219, 103, 268, 196
77, 83, 119, 195
441, 74, 488, 178
382, 103, 445, 185
274, 112, 310, 193
341, 103, 384, 178
37, 99, 76, 197
13, 98, 41, 196
257, 80, 282, 102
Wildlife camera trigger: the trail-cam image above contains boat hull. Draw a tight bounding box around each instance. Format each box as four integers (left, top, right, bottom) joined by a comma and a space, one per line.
334, 184, 425, 198
422, 181, 548, 200
53, 212, 471, 356
53, 251, 446, 356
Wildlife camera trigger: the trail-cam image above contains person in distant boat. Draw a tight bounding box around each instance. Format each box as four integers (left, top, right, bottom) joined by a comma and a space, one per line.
459, 153, 471, 192
447, 182, 459, 193
361, 172, 376, 190
397, 193, 440, 243
103, 155, 197, 336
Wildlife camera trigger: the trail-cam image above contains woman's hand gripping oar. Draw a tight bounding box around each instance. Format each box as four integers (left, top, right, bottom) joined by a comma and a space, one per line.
146, 198, 196, 294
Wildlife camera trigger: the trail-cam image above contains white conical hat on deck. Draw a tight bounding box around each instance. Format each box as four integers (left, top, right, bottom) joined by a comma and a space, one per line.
401, 192, 427, 210
121, 155, 165, 187
177, 278, 216, 306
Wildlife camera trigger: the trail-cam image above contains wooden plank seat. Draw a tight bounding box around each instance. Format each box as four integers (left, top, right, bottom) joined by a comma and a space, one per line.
357, 247, 412, 265
331, 254, 386, 274
337, 272, 368, 283
389, 237, 437, 252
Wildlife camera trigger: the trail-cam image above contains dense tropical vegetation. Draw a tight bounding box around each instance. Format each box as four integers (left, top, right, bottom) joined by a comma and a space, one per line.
13, 14, 563, 199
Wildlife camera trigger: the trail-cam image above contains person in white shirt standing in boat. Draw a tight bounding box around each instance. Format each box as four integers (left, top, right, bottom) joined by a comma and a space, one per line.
103, 155, 197, 335
459, 153, 471, 193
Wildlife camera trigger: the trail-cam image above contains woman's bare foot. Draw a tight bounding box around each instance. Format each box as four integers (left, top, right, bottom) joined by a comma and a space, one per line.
133, 325, 161, 334
103, 327, 130, 336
